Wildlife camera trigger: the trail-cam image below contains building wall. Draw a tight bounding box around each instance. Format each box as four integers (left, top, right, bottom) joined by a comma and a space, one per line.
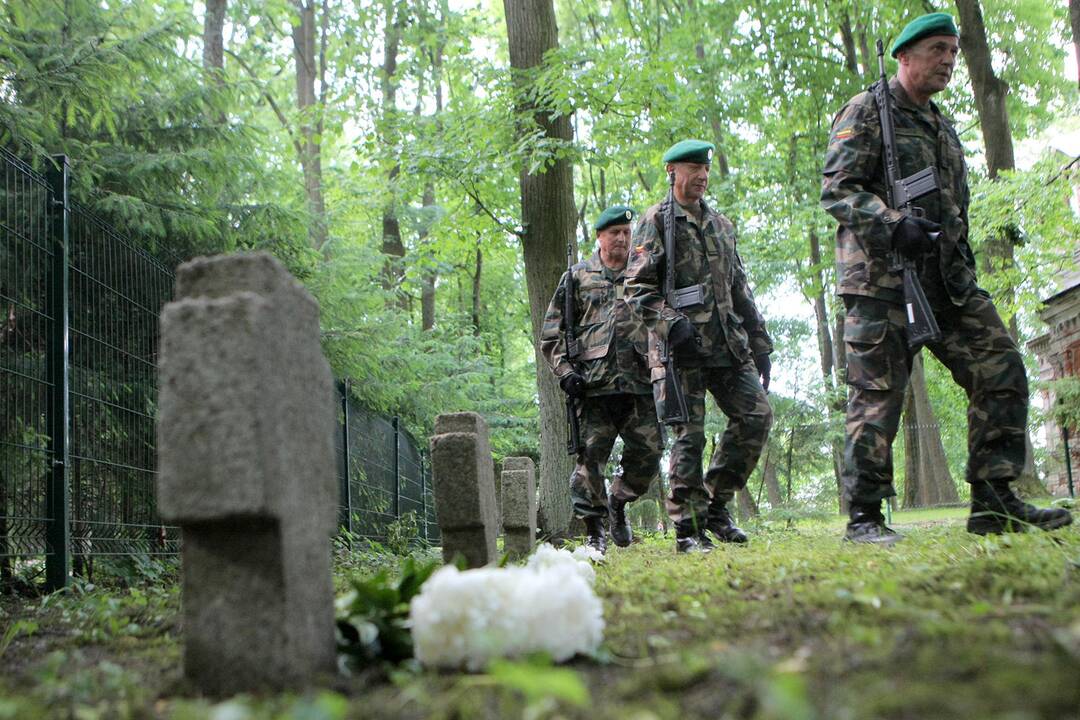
1029, 286, 1080, 497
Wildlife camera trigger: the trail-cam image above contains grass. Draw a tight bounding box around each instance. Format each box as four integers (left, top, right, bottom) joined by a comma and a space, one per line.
1, 509, 1078, 720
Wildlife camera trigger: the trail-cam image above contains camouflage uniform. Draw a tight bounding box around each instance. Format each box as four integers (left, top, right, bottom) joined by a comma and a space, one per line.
541, 252, 662, 520
624, 199, 773, 528
822, 78, 1028, 506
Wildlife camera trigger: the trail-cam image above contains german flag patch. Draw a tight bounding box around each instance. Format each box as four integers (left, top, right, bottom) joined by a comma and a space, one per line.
834, 128, 855, 140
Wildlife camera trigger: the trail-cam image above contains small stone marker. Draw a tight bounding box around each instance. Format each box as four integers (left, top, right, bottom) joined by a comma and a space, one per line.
500, 457, 537, 559
430, 412, 498, 567
156, 252, 337, 693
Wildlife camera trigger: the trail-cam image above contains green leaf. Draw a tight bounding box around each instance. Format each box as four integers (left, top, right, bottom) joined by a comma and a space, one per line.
486, 657, 589, 707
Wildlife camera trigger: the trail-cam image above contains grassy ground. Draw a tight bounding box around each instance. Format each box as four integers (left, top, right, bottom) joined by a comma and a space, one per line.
1, 507, 1078, 719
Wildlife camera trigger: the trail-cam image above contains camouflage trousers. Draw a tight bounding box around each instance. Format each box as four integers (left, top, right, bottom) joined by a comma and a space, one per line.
664, 363, 772, 528
841, 291, 1028, 507
570, 392, 663, 519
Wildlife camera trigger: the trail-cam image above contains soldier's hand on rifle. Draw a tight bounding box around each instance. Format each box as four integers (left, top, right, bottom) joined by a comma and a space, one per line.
560, 372, 587, 398
892, 215, 940, 259
754, 353, 772, 393
667, 317, 699, 354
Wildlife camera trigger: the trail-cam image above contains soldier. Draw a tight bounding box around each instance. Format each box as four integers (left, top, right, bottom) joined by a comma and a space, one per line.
821, 12, 1072, 543
541, 205, 663, 554
625, 140, 774, 554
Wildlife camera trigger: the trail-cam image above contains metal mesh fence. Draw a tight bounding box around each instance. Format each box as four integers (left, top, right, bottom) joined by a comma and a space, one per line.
337, 381, 438, 544
0, 148, 54, 568
1, 149, 434, 590
67, 200, 178, 561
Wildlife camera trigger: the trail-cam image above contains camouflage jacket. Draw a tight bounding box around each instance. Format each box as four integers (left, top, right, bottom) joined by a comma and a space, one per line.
540, 252, 651, 396
821, 77, 977, 307
624, 198, 773, 369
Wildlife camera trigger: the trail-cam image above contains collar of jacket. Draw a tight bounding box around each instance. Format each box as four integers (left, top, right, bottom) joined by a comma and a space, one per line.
888, 76, 943, 117
669, 198, 714, 220
669, 199, 721, 240
584, 250, 628, 279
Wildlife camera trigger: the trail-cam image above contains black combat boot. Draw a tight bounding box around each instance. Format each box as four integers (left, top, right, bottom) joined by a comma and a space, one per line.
967, 482, 1073, 535
608, 497, 632, 548
705, 502, 748, 544
675, 522, 707, 554
584, 515, 607, 555
844, 503, 903, 545
696, 529, 716, 552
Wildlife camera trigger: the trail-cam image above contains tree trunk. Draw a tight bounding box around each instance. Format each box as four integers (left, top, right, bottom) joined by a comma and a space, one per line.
955, 0, 1014, 181
808, 231, 848, 513
645, 471, 668, 533
577, 198, 590, 253
736, 487, 758, 522
291, 0, 327, 252
380, 2, 405, 295
471, 240, 482, 336
785, 425, 796, 503
419, 18, 444, 332
901, 355, 959, 507
833, 306, 847, 379
1072, 0, 1080, 93
809, 231, 834, 381
856, 21, 872, 79
381, 167, 405, 295
955, 0, 1018, 328
420, 182, 437, 331
504, 0, 577, 538
838, 12, 859, 76
761, 445, 783, 507
955, 0, 1046, 496
202, 0, 228, 237
202, 0, 226, 80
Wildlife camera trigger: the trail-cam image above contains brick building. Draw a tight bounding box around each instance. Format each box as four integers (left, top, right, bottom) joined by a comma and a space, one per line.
1028, 246, 1080, 497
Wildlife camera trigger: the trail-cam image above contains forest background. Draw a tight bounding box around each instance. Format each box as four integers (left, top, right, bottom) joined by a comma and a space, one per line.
2, 0, 1078, 537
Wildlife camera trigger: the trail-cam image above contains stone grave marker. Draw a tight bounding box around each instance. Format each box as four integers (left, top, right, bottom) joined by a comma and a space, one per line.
156, 252, 337, 693
500, 456, 536, 559
429, 412, 498, 567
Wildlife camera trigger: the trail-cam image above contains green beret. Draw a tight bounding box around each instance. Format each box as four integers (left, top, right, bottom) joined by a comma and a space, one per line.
890, 13, 958, 57
594, 205, 635, 232
662, 139, 715, 165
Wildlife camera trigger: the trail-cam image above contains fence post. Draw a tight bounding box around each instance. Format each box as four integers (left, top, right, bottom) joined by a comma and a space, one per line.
340, 379, 353, 536
45, 155, 70, 592
392, 416, 400, 519
420, 450, 428, 542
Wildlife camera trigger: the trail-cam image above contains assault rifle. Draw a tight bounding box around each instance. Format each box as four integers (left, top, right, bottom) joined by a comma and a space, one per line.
658, 171, 694, 425
563, 241, 585, 455
872, 38, 942, 347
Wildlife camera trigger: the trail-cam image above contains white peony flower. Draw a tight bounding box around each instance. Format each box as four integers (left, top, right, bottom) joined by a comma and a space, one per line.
527, 542, 598, 585
409, 545, 605, 670
571, 544, 605, 565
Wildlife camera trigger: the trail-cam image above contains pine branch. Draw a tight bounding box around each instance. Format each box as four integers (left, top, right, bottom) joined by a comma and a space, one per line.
224, 48, 303, 160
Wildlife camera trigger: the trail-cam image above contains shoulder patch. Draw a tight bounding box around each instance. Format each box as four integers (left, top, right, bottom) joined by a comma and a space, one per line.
834, 128, 855, 140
